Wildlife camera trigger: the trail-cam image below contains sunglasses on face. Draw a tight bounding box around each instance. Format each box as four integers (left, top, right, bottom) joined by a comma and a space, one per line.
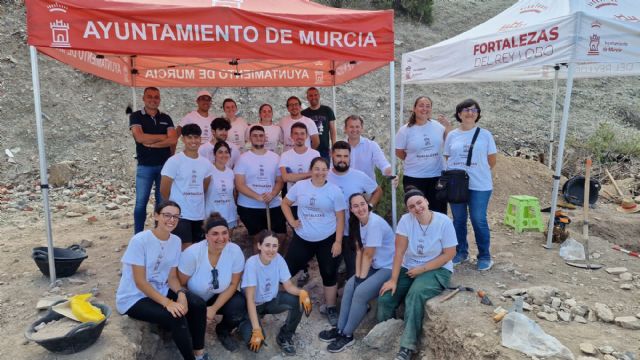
211, 267, 219, 290
461, 108, 479, 113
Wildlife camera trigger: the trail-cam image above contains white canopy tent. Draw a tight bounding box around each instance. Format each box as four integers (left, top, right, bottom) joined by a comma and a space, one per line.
399, 0, 640, 248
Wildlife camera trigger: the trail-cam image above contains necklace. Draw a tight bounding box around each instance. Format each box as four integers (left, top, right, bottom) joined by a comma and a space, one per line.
417, 211, 432, 236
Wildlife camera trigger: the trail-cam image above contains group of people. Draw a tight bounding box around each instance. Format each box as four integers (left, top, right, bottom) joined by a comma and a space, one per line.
119, 87, 497, 360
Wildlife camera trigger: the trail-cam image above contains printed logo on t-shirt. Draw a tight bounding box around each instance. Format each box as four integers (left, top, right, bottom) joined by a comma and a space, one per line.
191, 170, 198, 185
423, 135, 432, 148
417, 243, 424, 255
264, 278, 272, 295
309, 196, 316, 207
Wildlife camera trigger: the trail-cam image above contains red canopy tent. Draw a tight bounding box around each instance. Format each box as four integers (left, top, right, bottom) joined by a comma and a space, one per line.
26, 0, 395, 283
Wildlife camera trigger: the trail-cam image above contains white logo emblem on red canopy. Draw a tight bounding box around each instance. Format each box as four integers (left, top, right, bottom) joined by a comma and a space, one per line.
50, 20, 70, 47
212, 0, 243, 8
47, 2, 67, 13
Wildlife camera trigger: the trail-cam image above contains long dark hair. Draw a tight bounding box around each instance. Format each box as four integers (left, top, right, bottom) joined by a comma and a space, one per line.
348, 193, 370, 251
408, 96, 432, 127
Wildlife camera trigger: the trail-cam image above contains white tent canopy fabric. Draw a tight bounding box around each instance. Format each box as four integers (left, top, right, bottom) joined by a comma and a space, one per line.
399, 0, 640, 249
402, 0, 640, 83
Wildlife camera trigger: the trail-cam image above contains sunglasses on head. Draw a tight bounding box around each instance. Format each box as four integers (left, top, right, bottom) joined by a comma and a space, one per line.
211, 267, 219, 290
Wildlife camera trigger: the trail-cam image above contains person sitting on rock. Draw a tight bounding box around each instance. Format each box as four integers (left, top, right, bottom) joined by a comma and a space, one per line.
178, 213, 247, 353
318, 192, 395, 353
377, 187, 457, 360
115, 200, 209, 360
238, 230, 312, 356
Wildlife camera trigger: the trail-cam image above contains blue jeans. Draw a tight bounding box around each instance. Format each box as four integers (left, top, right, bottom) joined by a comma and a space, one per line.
449, 190, 492, 261
134, 164, 164, 234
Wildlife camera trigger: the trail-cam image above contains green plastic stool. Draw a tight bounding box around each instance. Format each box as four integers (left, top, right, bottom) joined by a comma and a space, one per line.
503, 195, 544, 232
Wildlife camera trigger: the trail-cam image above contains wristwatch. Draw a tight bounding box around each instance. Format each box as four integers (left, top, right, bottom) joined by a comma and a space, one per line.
177, 288, 188, 296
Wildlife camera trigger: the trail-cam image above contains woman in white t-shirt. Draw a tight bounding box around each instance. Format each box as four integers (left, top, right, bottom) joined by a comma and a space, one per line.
115, 201, 209, 360
204, 141, 238, 230
377, 188, 457, 360
444, 99, 497, 271
238, 231, 312, 356
245, 104, 284, 153
222, 98, 248, 150
178, 213, 246, 353
281, 157, 345, 326
318, 193, 395, 353
395, 96, 451, 214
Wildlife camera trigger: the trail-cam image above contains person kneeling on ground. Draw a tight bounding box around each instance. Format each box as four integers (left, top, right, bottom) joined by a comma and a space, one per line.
178, 213, 247, 353
238, 230, 312, 356
319, 192, 395, 353
377, 187, 457, 360
115, 201, 209, 360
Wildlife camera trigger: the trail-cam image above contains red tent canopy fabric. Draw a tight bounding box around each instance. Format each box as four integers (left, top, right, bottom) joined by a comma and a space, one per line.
27, 0, 394, 87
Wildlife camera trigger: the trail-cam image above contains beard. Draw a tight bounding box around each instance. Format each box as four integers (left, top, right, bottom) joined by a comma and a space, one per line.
252, 144, 265, 150
334, 161, 349, 172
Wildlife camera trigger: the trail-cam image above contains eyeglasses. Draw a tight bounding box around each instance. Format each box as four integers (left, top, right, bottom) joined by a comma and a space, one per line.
461, 108, 479, 113
160, 213, 181, 221
287, 103, 300, 108
210, 268, 219, 290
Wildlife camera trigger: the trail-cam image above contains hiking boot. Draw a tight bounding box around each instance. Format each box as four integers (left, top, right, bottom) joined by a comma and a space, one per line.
276, 332, 296, 356
325, 306, 338, 326
217, 332, 239, 353
318, 327, 340, 343
297, 269, 310, 288
327, 334, 354, 353
477, 259, 494, 271
452, 253, 468, 265
395, 347, 414, 360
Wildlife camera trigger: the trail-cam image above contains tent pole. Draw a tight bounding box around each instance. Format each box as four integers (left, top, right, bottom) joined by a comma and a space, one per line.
389, 61, 397, 229
332, 85, 337, 120
545, 62, 576, 249
548, 66, 560, 169
131, 87, 137, 111
29, 46, 57, 285
399, 83, 404, 129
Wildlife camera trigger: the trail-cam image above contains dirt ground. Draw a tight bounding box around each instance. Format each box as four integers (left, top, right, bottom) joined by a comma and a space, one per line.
2, 155, 639, 360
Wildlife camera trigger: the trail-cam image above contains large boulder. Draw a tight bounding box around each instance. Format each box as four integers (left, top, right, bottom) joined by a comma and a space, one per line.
363, 318, 403, 352
48, 161, 76, 187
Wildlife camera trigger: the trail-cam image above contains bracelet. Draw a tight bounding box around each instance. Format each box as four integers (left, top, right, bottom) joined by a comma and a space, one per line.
177, 288, 187, 296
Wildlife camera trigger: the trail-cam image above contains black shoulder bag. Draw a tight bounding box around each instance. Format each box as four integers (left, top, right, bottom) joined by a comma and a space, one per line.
436, 127, 481, 204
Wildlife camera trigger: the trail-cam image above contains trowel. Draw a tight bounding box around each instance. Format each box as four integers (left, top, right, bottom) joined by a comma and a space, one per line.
566, 158, 603, 270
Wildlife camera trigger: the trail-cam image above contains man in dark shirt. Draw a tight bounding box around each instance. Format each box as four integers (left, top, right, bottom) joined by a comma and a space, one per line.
129, 87, 177, 233
301, 87, 336, 160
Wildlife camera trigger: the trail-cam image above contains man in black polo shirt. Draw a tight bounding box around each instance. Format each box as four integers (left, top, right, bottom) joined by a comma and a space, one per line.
302, 87, 336, 161
129, 87, 177, 233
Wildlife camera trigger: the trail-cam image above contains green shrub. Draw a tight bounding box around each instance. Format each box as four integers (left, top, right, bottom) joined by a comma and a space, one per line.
374, 167, 406, 226
373, 0, 434, 24
582, 123, 640, 162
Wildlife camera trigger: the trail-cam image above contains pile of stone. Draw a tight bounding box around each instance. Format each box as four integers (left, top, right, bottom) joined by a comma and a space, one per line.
578, 342, 637, 360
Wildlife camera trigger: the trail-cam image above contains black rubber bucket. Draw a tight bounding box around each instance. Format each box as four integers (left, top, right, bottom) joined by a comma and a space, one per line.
24, 302, 111, 354
562, 176, 601, 206
32, 245, 88, 277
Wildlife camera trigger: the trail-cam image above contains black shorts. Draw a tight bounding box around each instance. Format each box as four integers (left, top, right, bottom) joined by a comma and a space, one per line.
285, 232, 339, 287
237, 205, 287, 235
403, 175, 448, 214
172, 218, 204, 244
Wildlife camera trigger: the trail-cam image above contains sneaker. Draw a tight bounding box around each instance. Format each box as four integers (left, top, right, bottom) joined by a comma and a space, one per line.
395, 347, 414, 360
452, 253, 468, 265
327, 334, 354, 353
477, 259, 494, 271
218, 332, 239, 353
318, 327, 340, 342
326, 306, 338, 326
297, 269, 310, 288
276, 333, 296, 356
195, 353, 210, 360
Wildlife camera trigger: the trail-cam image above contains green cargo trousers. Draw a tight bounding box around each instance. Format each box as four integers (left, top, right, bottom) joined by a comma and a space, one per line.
376, 267, 451, 350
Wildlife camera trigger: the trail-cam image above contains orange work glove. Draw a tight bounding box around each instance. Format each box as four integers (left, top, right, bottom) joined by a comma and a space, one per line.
248, 328, 264, 352
299, 290, 312, 317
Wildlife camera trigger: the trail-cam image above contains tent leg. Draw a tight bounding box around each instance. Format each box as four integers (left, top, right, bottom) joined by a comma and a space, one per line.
332, 86, 337, 120
548, 66, 559, 169
131, 87, 137, 111
399, 83, 404, 130
30, 46, 57, 285
389, 61, 397, 229
545, 62, 576, 249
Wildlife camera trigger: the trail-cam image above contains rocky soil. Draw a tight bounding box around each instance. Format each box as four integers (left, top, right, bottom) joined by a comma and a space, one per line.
0, 0, 639, 359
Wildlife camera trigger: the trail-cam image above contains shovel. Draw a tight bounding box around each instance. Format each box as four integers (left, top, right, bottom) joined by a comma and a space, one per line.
566, 158, 602, 270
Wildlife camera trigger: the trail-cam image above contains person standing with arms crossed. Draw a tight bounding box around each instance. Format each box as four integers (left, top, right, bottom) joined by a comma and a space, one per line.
129, 87, 177, 234
302, 87, 336, 160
